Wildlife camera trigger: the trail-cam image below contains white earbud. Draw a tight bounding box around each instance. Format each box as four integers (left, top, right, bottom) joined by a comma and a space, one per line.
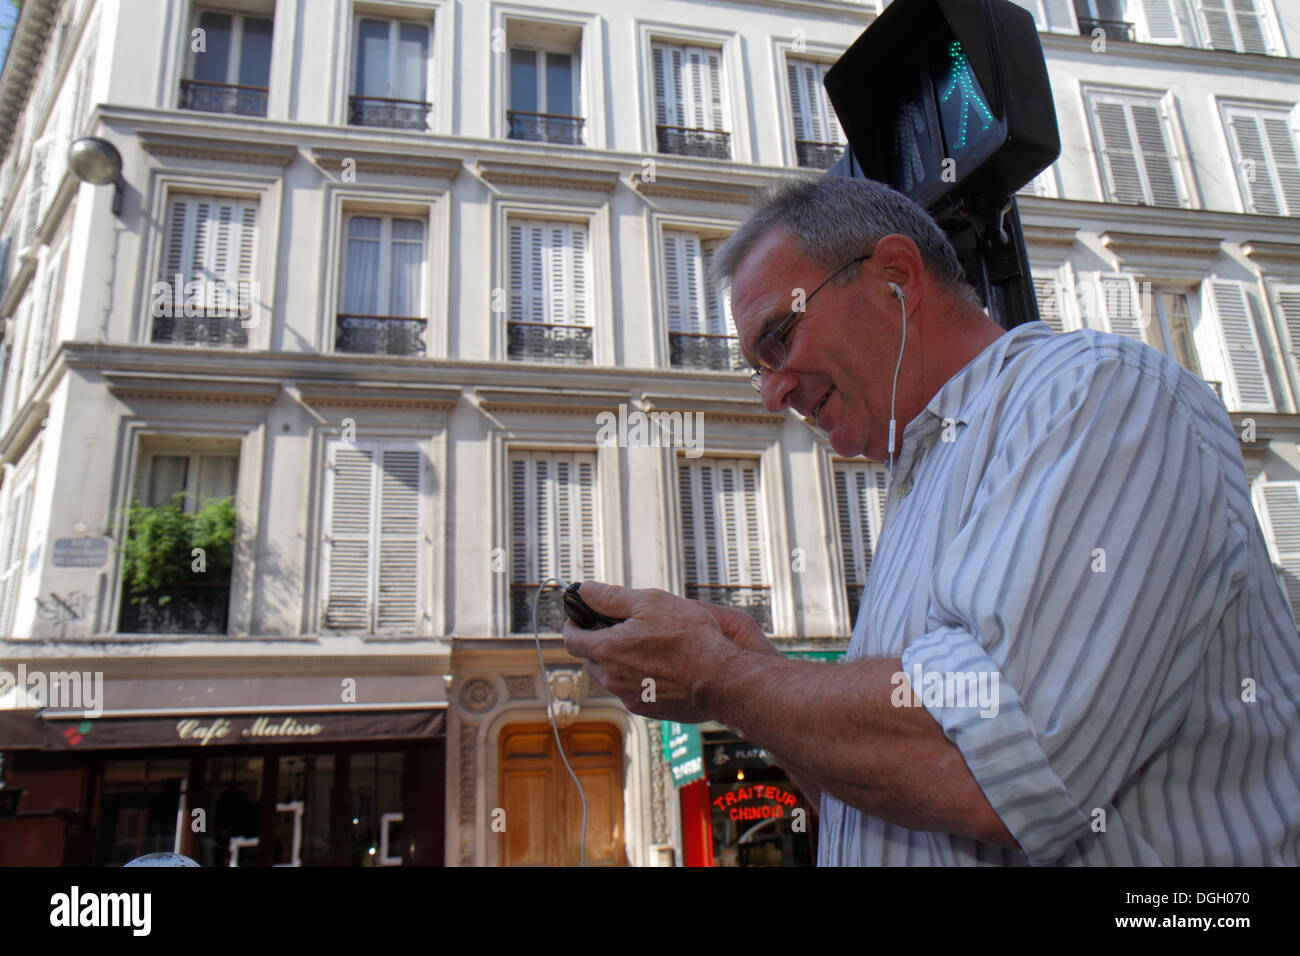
888, 282, 904, 301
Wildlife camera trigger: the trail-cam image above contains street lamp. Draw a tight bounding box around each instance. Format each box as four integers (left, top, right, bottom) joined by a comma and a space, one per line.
67, 136, 124, 215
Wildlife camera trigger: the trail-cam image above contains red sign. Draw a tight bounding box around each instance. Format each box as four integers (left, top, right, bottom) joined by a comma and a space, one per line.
710, 784, 799, 822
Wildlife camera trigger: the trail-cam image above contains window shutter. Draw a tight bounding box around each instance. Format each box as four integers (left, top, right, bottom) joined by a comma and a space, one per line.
1041, 0, 1078, 32
1226, 109, 1281, 215
1276, 287, 1300, 367
662, 230, 688, 334
35, 249, 64, 374
651, 44, 675, 129
1129, 103, 1182, 208
680, 459, 763, 588
1, 300, 28, 423
1139, 0, 1183, 43
161, 196, 258, 312
508, 221, 528, 324
1262, 117, 1300, 215
513, 452, 597, 588
322, 443, 375, 631
1198, 0, 1239, 49
1092, 100, 1145, 204
701, 238, 734, 338
1099, 273, 1145, 341
0, 480, 33, 634
1032, 271, 1064, 333
834, 462, 888, 621
569, 224, 588, 326
23, 141, 50, 249
1258, 481, 1300, 626
787, 61, 811, 143
1203, 279, 1274, 411
375, 447, 421, 633
1230, 0, 1270, 54
705, 49, 724, 132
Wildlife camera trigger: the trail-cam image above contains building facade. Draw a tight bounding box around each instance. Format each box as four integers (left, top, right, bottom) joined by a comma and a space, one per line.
0, 0, 1296, 866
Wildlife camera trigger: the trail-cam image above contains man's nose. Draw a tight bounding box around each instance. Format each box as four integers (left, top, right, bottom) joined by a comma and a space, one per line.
760, 367, 799, 414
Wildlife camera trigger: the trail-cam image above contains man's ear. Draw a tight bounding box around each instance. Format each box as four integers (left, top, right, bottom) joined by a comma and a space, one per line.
872, 234, 925, 311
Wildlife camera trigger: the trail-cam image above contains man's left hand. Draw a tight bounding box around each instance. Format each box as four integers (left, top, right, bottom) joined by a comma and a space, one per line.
561, 582, 742, 724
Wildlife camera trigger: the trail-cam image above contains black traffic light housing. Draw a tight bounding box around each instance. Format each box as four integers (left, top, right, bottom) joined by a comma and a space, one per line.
823, 0, 1060, 328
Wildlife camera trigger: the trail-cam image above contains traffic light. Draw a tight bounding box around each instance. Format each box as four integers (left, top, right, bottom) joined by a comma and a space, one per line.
823, 0, 1061, 327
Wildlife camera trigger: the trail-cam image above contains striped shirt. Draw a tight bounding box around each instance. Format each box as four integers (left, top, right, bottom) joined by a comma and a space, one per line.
818, 320, 1300, 866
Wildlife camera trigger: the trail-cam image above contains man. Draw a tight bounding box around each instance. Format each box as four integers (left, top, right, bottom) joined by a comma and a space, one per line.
563, 176, 1300, 865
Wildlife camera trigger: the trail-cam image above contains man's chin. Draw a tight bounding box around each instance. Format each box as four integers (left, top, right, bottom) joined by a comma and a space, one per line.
827, 427, 870, 459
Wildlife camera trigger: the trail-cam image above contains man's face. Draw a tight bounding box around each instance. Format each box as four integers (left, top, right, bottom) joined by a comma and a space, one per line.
731, 227, 900, 460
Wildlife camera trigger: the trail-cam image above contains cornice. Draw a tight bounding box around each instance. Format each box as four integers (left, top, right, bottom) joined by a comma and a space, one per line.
312, 146, 462, 181
1037, 31, 1300, 79
474, 386, 626, 415
639, 392, 783, 425
1101, 230, 1225, 278
1242, 241, 1300, 278
140, 132, 298, 168
1020, 220, 1079, 250
103, 371, 282, 405
0, 0, 56, 159
295, 380, 461, 411
634, 173, 767, 205
1017, 197, 1300, 246
0, 399, 49, 466
476, 159, 619, 193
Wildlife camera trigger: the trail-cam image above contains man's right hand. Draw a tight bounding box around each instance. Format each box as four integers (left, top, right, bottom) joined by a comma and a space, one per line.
691, 601, 781, 658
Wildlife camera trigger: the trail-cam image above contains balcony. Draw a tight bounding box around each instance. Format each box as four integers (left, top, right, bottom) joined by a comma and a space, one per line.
336, 315, 427, 356
348, 95, 432, 131
507, 111, 585, 146
656, 125, 730, 160
179, 79, 268, 117
684, 584, 772, 632
796, 140, 845, 170
152, 312, 250, 348
1077, 17, 1135, 42
669, 332, 747, 372
507, 322, 592, 364
119, 584, 230, 635
511, 584, 566, 634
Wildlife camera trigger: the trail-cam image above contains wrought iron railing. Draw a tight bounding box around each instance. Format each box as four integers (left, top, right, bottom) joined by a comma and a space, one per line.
179, 79, 269, 117
511, 584, 568, 634
684, 584, 772, 632
507, 321, 593, 364
669, 332, 747, 371
336, 315, 427, 356
655, 125, 731, 159
1077, 17, 1135, 42
119, 585, 231, 635
152, 312, 250, 348
507, 110, 585, 146
795, 140, 845, 170
348, 95, 432, 130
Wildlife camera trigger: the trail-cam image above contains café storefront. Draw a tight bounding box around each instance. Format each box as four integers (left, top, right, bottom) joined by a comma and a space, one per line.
0, 670, 447, 867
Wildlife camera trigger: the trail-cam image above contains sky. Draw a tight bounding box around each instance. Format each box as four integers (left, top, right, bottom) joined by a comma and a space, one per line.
0, 2, 18, 77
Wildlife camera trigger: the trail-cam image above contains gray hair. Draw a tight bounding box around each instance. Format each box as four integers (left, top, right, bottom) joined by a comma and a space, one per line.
711, 176, 975, 302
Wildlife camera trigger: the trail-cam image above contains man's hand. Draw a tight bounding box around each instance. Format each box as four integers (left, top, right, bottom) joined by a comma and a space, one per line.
561, 582, 745, 724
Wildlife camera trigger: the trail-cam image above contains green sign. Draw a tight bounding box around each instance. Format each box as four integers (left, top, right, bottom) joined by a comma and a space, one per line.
782, 650, 846, 663
661, 721, 704, 788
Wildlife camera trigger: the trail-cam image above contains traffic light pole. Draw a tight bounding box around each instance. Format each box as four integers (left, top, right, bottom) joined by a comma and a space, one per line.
940, 193, 1039, 331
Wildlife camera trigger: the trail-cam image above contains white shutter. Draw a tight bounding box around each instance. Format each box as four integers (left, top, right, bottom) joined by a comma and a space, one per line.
664, 230, 707, 335
322, 443, 375, 631
653, 42, 724, 133
1130, 103, 1182, 208
1262, 116, 1300, 215
679, 459, 764, 588
0, 479, 33, 635
374, 447, 421, 633
34, 249, 64, 374
1198, 0, 1239, 48
833, 461, 887, 588
1032, 271, 1064, 333
1201, 279, 1274, 411
1199, 0, 1273, 53
1091, 99, 1145, 204
651, 43, 677, 129
510, 220, 587, 327
701, 239, 735, 339
1, 301, 28, 424
1138, 0, 1183, 43
161, 195, 258, 311
1258, 481, 1300, 626
1041, 0, 1078, 32
787, 60, 812, 143
22, 141, 50, 249
1099, 273, 1145, 341
1226, 108, 1282, 215
511, 451, 597, 589
1275, 286, 1300, 368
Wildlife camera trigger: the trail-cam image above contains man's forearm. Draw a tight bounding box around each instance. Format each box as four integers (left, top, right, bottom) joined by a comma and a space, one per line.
694, 648, 1017, 848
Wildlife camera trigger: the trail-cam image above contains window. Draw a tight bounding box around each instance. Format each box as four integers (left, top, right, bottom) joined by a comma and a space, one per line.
1190, 279, 1275, 411
506, 218, 591, 365
678, 457, 770, 632
336, 214, 426, 356
1072, 0, 1135, 41
320, 442, 425, 635
1196, 0, 1278, 54
1274, 285, 1300, 378
507, 27, 582, 146
1133, 0, 1184, 44
508, 451, 597, 633
786, 58, 844, 170
1008, 0, 1079, 33
22, 140, 50, 250
833, 461, 887, 626
181, 9, 272, 116
1018, 165, 1059, 198
662, 230, 741, 371
139, 451, 238, 511
1085, 89, 1187, 207
1031, 268, 1068, 333
1221, 104, 1300, 217
350, 18, 431, 130
153, 195, 256, 347
1076, 271, 1147, 342
32, 246, 66, 381
1256, 481, 1300, 628
0, 474, 34, 636
651, 42, 729, 159
1151, 288, 1201, 375
1, 299, 31, 427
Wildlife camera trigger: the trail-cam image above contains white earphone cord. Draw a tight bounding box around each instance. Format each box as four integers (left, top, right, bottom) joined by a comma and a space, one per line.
886, 285, 906, 497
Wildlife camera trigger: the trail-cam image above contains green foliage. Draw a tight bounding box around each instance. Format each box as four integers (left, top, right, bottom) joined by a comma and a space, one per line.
120, 494, 237, 602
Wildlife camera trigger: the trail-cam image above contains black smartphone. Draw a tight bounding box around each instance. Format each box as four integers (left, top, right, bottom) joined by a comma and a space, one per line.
563, 582, 626, 630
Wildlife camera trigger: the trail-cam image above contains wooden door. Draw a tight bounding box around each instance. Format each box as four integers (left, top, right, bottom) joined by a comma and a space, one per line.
499, 722, 625, 866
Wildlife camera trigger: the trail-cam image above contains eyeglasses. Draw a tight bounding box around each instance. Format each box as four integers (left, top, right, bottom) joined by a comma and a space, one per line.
747, 253, 872, 392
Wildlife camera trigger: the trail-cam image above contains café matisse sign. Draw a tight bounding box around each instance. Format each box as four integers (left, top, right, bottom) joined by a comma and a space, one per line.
177, 716, 325, 746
